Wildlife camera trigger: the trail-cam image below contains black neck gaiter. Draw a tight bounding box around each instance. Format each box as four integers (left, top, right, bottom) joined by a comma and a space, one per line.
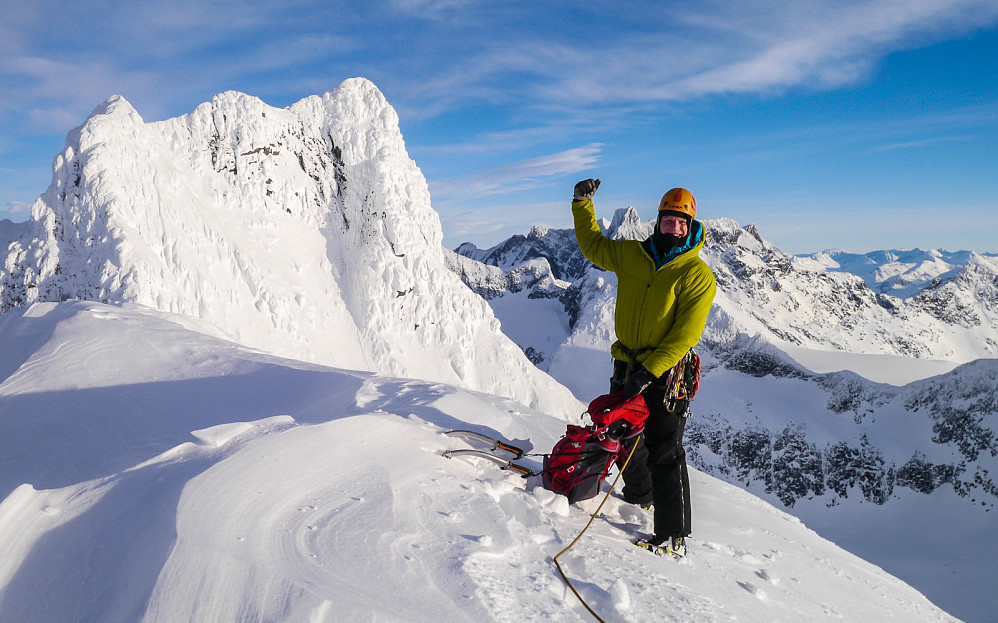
652, 230, 686, 255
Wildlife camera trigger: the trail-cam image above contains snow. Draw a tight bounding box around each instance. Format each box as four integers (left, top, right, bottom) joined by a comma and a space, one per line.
488, 288, 571, 368
791, 488, 998, 623
0, 301, 957, 622
0, 77, 989, 621
777, 342, 962, 386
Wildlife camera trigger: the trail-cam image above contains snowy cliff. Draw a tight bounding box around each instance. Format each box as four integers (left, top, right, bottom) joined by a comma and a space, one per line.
0, 79, 578, 416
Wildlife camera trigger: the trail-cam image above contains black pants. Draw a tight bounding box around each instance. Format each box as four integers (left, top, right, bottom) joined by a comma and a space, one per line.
611, 361, 692, 539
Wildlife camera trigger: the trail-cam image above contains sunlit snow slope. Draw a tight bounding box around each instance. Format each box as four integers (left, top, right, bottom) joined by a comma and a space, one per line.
0, 301, 957, 622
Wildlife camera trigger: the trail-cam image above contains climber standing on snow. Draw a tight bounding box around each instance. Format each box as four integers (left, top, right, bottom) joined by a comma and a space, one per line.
571, 179, 716, 557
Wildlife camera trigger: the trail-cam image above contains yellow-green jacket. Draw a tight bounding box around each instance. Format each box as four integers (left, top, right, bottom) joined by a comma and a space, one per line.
572, 198, 716, 378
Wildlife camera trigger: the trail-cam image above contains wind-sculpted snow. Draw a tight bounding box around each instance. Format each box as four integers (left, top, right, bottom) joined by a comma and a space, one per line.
0, 79, 577, 417
0, 302, 959, 622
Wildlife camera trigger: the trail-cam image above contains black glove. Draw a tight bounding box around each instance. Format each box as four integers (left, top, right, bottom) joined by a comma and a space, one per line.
623, 367, 655, 399
573, 178, 601, 200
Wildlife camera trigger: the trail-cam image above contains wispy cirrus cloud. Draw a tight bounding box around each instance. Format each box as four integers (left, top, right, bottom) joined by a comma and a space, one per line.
442, 199, 570, 241
525, 0, 998, 104
0, 0, 347, 129
430, 143, 603, 201
6, 0, 997, 136
867, 134, 977, 153
380, 0, 998, 115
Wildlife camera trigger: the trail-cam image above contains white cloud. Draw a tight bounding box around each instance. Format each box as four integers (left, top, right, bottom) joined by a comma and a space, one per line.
430, 144, 603, 201
400, 0, 998, 109
390, 0, 475, 21
1, 201, 32, 222
0, 0, 338, 131
0, 54, 160, 131
245, 34, 360, 72
5, 200, 31, 214
440, 200, 572, 248
867, 134, 975, 153
27, 106, 85, 132
6, 0, 996, 137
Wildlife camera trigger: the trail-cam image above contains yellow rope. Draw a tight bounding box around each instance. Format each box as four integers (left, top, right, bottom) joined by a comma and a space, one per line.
552, 438, 640, 622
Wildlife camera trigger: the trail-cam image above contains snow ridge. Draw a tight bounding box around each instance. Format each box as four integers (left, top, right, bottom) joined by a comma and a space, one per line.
796, 248, 998, 298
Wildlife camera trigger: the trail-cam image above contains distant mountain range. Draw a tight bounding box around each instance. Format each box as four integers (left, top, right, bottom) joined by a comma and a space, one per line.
799, 247, 998, 299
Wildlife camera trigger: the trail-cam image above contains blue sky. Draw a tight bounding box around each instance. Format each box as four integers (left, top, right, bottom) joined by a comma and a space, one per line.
2, 0, 997, 254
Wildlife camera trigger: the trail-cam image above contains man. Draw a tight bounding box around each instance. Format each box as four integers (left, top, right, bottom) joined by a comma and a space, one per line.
572, 178, 716, 557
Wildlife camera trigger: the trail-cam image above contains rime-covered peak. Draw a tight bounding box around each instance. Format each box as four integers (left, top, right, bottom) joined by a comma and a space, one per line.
0, 80, 579, 417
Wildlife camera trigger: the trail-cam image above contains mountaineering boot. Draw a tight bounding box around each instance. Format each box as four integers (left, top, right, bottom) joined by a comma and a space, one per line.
633, 535, 686, 557
632, 536, 665, 555
668, 536, 687, 557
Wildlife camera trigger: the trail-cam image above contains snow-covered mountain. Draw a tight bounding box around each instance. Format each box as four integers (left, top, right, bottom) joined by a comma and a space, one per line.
702, 223, 998, 362
0, 79, 576, 418
452, 212, 998, 621
0, 300, 958, 622
797, 248, 998, 299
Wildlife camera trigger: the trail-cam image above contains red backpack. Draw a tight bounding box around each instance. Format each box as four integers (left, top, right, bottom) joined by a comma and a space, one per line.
542, 393, 650, 503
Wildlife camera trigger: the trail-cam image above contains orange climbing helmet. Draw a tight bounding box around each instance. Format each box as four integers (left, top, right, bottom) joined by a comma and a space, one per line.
657, 188, 696, 221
